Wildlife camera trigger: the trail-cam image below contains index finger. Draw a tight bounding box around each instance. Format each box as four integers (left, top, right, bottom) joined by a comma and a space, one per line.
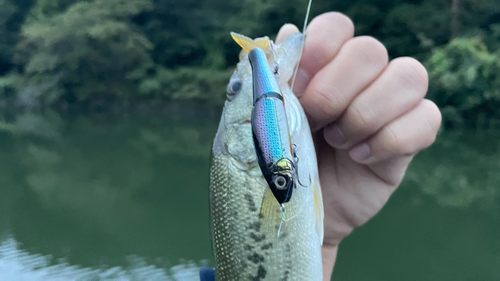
293, 12, 354, 96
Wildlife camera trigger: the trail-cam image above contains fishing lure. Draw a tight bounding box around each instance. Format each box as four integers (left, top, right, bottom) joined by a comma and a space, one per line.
233, 0, 313, 206
249, 47, 297, 204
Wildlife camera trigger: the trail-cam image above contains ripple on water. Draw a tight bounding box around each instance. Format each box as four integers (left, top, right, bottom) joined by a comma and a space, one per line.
0, 236, 206, 281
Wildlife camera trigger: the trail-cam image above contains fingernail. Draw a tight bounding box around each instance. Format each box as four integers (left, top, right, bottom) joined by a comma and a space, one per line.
292, 68, 310, 97
349, 143, 372, 163
324, 124, 345, 147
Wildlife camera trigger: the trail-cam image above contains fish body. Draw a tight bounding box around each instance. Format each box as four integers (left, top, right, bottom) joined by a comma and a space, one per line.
210, 32, 324, 280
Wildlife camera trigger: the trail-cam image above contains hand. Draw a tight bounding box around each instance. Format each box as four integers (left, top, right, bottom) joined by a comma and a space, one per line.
276, 12, 442, 280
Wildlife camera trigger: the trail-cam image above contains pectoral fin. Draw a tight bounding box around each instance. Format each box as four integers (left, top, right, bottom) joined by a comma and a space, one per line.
259, 188, 282, 236
313, 177, 324, 244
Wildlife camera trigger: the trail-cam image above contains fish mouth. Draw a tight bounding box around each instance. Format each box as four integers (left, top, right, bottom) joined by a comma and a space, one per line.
235, 119, 251, 124
227, 119, 251, 126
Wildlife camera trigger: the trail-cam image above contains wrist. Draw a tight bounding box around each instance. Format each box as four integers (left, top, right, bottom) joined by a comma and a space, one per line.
322, 244, 339, 281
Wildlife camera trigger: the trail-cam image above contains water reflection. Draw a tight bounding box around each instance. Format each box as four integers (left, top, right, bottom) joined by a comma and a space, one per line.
0, 107, 218, 280
0, 107, 499, 280
405, 128, 500, 209
0, 236, 205, 280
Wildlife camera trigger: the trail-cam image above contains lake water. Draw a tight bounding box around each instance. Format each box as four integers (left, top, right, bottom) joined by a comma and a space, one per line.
0, 107, 499, 280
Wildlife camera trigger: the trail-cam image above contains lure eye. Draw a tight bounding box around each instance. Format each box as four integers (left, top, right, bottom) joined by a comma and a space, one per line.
226, 78, 242, 100
274, 175, 287, 189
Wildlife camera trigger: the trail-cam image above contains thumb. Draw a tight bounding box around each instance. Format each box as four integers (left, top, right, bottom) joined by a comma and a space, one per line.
276, 23, 300, 44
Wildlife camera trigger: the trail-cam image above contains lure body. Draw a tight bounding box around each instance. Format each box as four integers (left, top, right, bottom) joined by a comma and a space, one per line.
209, 32, 324, 281
249, 47, 296, 204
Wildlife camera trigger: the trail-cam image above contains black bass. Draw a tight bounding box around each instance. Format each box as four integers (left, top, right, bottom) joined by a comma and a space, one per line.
209, 31, 324, 280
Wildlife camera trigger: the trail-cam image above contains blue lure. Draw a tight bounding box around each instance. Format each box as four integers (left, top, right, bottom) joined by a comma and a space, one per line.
249, 47, 297, 204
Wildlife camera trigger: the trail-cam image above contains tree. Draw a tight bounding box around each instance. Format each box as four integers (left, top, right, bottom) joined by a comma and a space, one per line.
0, 0, 36, 75
426, 35, 500, 128
13, 0, 154, 107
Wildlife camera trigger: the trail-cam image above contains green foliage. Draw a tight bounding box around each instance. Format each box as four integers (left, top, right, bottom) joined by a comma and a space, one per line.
0, 0, 499, 116
0, 0, 19, 75
0, 0, 36, 75
380, 1, 450, 58
426, 35, 500, 127
0, 73, 24, 101
12, 0, 155, 106
127, 66, 231, 103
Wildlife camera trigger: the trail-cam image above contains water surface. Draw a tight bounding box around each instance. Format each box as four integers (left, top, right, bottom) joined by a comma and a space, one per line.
0, 108, 498, 280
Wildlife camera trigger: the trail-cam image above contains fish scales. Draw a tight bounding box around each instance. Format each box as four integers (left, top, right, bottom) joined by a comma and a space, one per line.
210, 33, 324, 281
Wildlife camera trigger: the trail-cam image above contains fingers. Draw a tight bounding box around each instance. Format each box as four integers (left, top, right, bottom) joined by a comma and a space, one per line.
349, 99, 442, 166
294, 12, 354, 96
323, 57, 428, 148
276, 24, 300, 44
301, 36, 389, 130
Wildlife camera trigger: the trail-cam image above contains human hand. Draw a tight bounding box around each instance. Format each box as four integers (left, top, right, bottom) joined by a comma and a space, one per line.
276, 12, 442, 280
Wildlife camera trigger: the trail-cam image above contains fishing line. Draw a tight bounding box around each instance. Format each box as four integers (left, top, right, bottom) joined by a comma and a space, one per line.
277, 204, 286, 237
290, 0, 313, 92
276, 200, 305, 238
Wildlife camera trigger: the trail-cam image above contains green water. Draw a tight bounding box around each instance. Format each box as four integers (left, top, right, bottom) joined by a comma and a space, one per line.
0, 108, 499, 280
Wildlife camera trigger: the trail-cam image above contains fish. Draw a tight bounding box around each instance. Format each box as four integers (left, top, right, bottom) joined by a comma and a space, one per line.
208, 28, 324, 281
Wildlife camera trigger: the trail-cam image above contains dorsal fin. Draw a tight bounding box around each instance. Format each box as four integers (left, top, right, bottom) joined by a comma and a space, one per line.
231, 32, 270, 53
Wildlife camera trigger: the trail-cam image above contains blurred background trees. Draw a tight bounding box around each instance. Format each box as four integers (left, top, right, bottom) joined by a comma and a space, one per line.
0, 0, 499, 127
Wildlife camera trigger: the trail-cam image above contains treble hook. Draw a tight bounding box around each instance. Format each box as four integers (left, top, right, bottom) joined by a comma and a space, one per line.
270, 43, 280, 77
293, 144, 311, 187
277, 203, 286, 237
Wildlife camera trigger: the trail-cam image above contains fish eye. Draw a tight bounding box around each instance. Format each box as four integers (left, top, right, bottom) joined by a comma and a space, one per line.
226, 78, 242, 100
274, 175, 287, 189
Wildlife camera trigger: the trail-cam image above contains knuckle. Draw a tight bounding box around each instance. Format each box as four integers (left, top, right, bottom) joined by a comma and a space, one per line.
325, 12, 355, 36
343, 36, 388, 68
311, 12, 355, 39
383, 100, 442, 154
421, 100, 442, 147
384, 124, 408, 154
345, 100, 377, 133
307, 39, 337, 69
389, 57, 429, 98
310, 82, 345, 119
423, 99, 442, 131
276, 24, 300, 44
305, 12, 355, 71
